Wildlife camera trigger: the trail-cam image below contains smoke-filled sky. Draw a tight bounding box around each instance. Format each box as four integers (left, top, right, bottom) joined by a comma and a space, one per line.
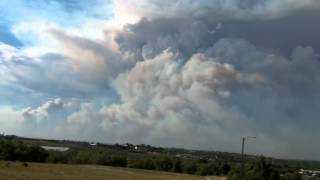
1, 0, 320, 160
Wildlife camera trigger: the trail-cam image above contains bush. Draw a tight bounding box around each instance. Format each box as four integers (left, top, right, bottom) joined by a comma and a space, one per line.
26, 145, 48, 162
227, 157, 280, 180
95, 154, 112, 166
110, 156, 127, 167
280, 173, 302, 180
155, 156, 173, 171
46, 151, 69, 164
221, 163, 231, 175
0, 140, 16, 160
173, 158, 183, 173
184, 161, 198, 174
0, 140, 48, 162
71, 151, 91, 164
198, 164, 212, 176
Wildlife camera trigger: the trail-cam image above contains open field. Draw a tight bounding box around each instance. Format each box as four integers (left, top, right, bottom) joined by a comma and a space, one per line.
0, 161, 226, 180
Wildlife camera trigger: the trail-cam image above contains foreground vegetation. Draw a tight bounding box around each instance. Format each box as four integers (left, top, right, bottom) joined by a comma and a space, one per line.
227, 157, 303, 180
0, 138, 231, 176
0, 137, 314, 179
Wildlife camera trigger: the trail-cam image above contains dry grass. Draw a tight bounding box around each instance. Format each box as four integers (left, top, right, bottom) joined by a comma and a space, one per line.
0, 161, 226, 180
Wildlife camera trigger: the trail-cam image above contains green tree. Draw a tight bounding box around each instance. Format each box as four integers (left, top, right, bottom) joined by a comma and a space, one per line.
198, 164, 212, 176
184, 161, 198, 174
110, 156, 127, 167
131, 158, 156, 170
280, 173, 302, 180
173, 158, 183, 173
0, 140, 47, 162
156, 156, 173, 171
228, 157, 280, 180
220, 163, 231, 175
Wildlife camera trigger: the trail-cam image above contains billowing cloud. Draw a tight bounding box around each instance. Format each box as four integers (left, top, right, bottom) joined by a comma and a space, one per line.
22, 98, 71, 121
116, 0, 320, 21
0, 42, 119, 104
97, 50, 265, 146
48, 29, 124, 80
1, 0, 320, 160
61, 38, 320, 159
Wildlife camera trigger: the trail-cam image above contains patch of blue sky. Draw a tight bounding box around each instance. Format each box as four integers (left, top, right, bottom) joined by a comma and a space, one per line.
0, 85, 44, 108
0, 0, 113, 46
0, 0, 113, 24
0, 0, 119, 108
0, 25, 23, 47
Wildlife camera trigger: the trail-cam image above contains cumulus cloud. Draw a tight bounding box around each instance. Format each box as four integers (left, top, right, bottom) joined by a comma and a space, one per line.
115, 0, 320, 58
95, 50, 265, 146
48, 29, 123, 79
0, 98, 82, 140
22, 98, 71, 121
59, 36, 320, 159
1, 0, 320, 160
0, 42, 119, 103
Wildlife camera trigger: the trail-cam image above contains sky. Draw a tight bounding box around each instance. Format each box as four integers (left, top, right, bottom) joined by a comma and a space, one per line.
0, 0, 320, 160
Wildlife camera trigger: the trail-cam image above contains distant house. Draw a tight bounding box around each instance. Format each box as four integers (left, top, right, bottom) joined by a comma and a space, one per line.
299, 169, 320, 178
89, 142, 97, 146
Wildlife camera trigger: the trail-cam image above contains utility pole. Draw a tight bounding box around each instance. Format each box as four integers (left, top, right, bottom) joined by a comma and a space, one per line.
241, 136, 256, 175
241, 137, 245, 175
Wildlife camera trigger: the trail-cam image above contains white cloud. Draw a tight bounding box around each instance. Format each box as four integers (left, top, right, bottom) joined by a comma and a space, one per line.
58, 36, 320, 159
60, 49, 266, 151
1, 0, 320, 160
22, 98, 70, 122
47, 29, 124, 80
0, 107, 25, 133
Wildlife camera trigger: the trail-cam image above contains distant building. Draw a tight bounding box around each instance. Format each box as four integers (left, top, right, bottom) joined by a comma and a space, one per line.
299, 169, 320, 179
89, 142, 97, 146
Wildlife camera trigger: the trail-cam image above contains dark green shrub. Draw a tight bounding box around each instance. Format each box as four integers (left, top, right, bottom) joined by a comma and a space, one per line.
155, 156, 173, 171
280, 173, 302, 180
184, 161, 198, 174
227, 157, 280, 180
0, 140, 47, 162
110, 156, 127, 167
221, 163, 231, 175
173, 158, 183, 173
46, 151, 69, 164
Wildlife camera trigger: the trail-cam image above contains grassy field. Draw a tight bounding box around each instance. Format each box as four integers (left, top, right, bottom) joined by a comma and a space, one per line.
0, 161, 226, 180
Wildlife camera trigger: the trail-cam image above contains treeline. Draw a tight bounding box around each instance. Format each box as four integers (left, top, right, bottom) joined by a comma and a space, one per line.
0, 139, 47, 162
46, 148, 232, 176
129, 156, 231, 176
0, 139, 231, 176
228, 157, 303, 180
0, 139, 305, 179
46, 149, 127, 167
